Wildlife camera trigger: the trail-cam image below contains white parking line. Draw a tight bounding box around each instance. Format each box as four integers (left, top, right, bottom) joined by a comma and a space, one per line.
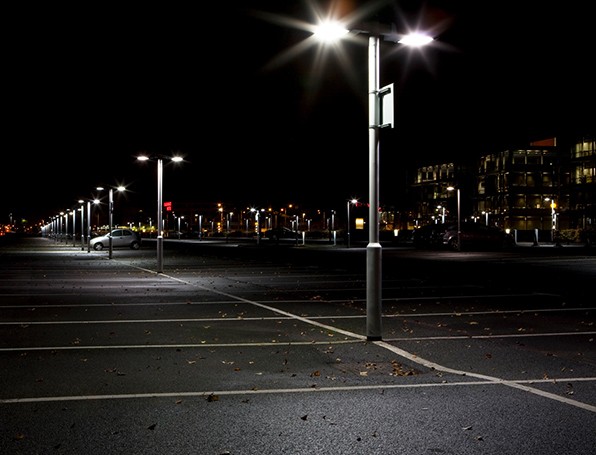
3, 377, 596, 406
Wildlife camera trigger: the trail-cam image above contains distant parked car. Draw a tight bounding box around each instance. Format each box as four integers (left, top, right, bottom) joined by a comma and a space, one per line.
90, 228, 142, 251
264, 226, 299, 241
412, 223, 446, 249
413, 222, 515, 251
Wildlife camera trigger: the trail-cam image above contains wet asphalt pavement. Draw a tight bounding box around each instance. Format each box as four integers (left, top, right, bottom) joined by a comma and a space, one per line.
1, 235, 595, 454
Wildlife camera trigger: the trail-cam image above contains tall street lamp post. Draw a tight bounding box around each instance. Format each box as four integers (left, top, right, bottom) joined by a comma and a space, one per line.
87, 201, 92, 252
64, 210, 69, 243
545, 197, 558, 244
177, 215, 184, 239
447, 186, 461, 251
108, 186, 124, 258
250, 208, 260, 245
95, 186, 113, 258
71, 208, 77, 247
71, 209, 76, 245
138, 154, 183, 273
79, 200, 85, 250
106, 188, 114, 258
313, 21, 433, 340
346, 198, 358, 248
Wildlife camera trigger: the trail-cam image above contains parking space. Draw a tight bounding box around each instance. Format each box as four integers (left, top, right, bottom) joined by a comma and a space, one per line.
1, 236, 595, 454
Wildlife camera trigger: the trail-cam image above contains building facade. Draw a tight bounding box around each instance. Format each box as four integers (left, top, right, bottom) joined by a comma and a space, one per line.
410, 135, 595, 240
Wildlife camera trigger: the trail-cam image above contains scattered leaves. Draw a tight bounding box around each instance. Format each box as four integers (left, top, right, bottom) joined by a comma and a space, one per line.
566, 383, 574, 395
390, 360, 417, 376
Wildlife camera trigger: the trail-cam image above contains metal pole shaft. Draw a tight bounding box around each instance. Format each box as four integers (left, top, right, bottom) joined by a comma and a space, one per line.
347, 201, 351, 248
81, 204, 85, 250
366, 34, 382, 341
157, 158, 164, 273
108, 189, 113, 259
87, 202, 91, 252
457, 189, 461, 251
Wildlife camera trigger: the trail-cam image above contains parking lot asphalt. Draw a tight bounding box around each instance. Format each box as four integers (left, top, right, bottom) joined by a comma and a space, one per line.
1, 235, 595, 455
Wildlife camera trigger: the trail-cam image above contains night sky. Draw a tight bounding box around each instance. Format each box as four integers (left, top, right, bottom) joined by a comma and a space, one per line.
3, 0, 594, 223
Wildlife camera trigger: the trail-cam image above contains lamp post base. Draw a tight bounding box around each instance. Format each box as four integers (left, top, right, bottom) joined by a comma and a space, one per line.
366, 242, 382, 340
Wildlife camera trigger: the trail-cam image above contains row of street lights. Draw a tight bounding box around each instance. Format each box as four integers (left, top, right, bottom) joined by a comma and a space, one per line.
46, 154, 182, 273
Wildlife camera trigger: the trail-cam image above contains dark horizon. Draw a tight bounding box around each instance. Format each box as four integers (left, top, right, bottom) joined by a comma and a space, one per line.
3, 1, 594, 224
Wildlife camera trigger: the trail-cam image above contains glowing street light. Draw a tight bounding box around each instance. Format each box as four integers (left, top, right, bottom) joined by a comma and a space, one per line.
545, 197, 559, 244
137, 154, 183, 273
97, 185, 126, 259
250, 207, 260, 245
447, 186, 461, 251
313, 21, 433, 340
346, 198, 358, 248
78, 200, 85, 250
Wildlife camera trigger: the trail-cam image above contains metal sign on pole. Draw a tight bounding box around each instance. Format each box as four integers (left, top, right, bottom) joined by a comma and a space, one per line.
379, 83, 394, 128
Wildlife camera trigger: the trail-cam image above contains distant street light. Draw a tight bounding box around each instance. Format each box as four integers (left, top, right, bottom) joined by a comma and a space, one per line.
137, 154, 183, 273
78, 200, 85, 250
438, 205, 446, 224
71, 208, 77, 247
346, 198, 358, 248
177, 215, 184, 239
95, 186, 115, 258
447, 186, 461, 251
313, 21, 433, 340
87, 201, 92, 252
64, 210, 69, 243
545, 197, 558, 244
105, 185, 126, 259
250, 208, 260, 245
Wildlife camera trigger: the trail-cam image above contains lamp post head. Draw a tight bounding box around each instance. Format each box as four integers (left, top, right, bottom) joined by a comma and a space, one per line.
137, 154, 183, 163
313, 21, 349, 42
314, 20, 433, 47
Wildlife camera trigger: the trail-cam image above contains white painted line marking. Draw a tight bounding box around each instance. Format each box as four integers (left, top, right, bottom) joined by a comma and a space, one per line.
3, 377, 596, 406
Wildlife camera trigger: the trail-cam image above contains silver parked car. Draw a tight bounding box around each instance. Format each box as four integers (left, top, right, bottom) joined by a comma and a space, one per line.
90, 228, 142, 251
